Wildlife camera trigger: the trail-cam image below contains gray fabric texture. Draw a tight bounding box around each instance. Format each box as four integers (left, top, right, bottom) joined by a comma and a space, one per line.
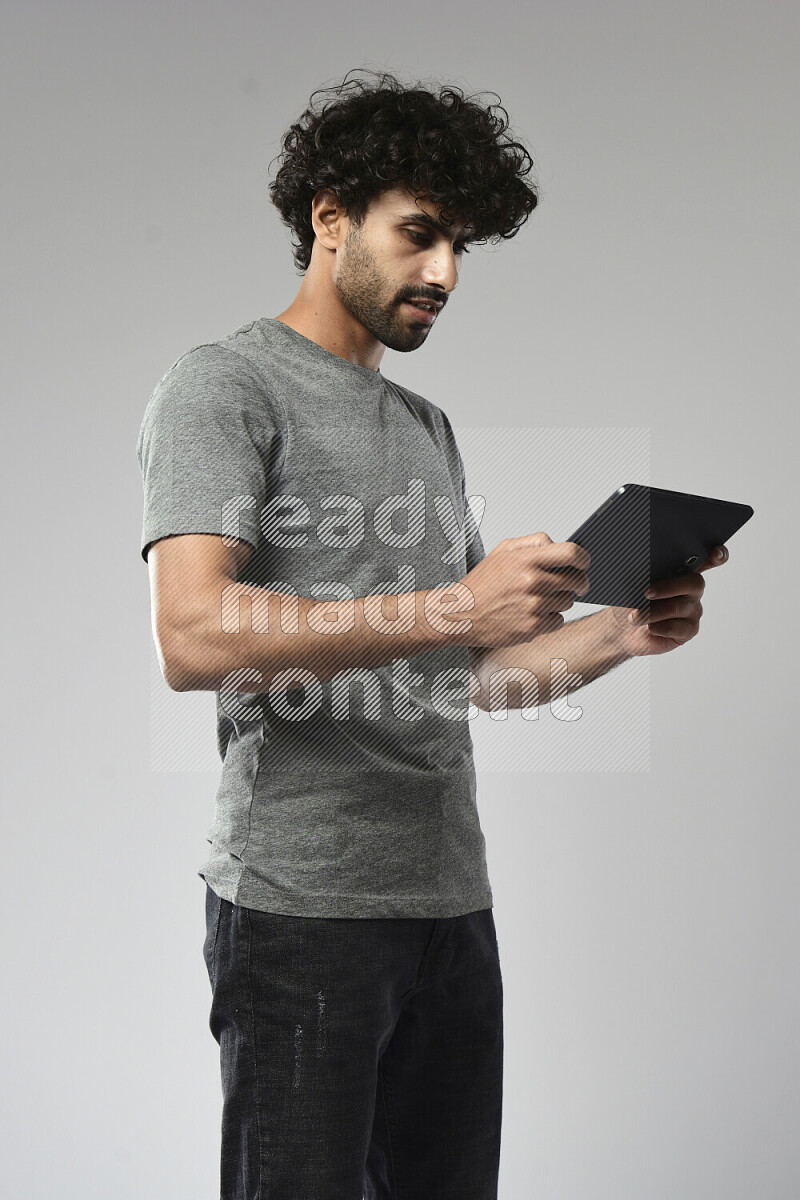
136, 316, 492, 917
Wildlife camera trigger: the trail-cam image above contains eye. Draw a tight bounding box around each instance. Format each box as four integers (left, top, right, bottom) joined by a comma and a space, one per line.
406, 231, 470, 254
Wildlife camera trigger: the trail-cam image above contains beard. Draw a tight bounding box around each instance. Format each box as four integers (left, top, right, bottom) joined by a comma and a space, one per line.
333, 224, 432, 353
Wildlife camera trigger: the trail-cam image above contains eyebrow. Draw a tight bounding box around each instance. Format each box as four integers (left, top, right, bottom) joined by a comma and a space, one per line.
396, 212, 473, 243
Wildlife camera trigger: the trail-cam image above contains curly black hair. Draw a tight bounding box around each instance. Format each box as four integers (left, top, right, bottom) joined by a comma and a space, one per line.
267, 68, 539, 274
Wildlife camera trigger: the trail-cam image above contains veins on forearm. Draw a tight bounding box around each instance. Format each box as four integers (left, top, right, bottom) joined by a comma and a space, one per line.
470, 609, 632, 710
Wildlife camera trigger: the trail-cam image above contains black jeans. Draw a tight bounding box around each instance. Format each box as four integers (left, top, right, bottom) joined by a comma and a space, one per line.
203, 882, 504, 1199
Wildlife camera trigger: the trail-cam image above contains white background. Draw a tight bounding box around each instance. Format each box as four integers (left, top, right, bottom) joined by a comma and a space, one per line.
1, 2, 796, 1196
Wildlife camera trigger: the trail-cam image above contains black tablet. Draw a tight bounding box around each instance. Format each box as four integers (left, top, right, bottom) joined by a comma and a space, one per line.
560, 484, 754, 610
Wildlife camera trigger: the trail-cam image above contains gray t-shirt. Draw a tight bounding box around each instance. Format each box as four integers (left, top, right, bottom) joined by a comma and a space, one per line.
136, 316, 492, 917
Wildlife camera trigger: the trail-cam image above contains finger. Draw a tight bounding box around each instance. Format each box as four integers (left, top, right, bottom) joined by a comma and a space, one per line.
506, 532, 553, 550
641, 617, 700, 639
629, 597, 687, 624
536, 580, 582, 608
631, 594, 700, 624
536, 543, 591, 572
644, 573, 705, 601
635, 593, 701, 624
698, 544, 729, 573
543, 565, 589, 594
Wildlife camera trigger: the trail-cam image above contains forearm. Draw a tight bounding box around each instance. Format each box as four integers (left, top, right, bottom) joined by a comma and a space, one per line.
166, 578, 466, 692
471, 607, 632, 710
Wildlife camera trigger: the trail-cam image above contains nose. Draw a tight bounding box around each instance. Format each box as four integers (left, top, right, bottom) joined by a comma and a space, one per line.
420, 247, 460, 295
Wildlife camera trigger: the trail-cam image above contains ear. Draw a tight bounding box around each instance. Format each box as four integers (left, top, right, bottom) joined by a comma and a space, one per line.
311, 189, 346, 252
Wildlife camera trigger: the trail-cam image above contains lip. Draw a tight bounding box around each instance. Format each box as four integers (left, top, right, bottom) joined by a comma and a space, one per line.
403, 300, 439, 324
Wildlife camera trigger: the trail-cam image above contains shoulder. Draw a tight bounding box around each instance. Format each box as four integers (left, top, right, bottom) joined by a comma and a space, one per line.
136, 333, 287, 469
140, 331, 283, 428
153, 335, 271, 402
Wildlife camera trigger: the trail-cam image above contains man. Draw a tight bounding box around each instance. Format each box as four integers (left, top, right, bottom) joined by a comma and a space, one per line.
137, 69, 728, 1199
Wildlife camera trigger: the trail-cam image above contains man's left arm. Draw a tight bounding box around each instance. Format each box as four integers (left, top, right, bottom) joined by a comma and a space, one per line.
468, 543, 730, 711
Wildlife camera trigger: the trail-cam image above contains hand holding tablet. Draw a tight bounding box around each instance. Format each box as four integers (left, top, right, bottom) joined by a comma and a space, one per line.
559, 484, 754, 610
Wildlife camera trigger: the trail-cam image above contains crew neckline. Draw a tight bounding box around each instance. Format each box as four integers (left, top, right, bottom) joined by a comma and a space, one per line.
262, 317, 385, 388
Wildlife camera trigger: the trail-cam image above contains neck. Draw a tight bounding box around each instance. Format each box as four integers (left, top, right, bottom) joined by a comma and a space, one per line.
273, 267, 384, 373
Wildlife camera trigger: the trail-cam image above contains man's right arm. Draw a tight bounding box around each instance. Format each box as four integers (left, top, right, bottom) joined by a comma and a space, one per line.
148, 533, 472, 693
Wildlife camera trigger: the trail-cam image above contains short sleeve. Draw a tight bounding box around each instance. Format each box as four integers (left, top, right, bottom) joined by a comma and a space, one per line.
136, 344, 286, 563
456, 444, 486, 574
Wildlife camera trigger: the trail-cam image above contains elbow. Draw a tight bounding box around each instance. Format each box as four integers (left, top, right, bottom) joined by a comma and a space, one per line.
165, 652, 202, 693
164, 662, 196, 692
468, 648, 493, 712
157, 626, 200, 692
468, 670, 490, 712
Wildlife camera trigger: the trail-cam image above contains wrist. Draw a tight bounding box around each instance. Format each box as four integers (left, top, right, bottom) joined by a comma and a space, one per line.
599, 604, 637, 660
416, 583, 479, 651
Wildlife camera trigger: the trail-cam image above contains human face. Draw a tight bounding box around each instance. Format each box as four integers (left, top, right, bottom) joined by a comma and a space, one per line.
332, 188, 472, 353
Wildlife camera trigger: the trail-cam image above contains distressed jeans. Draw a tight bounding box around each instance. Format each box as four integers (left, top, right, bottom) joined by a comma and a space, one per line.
203, 882, 504, 1199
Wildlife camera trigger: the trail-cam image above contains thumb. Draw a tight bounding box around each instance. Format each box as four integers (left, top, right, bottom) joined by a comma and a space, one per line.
507, 531, 554, 550
697, 544, 729, 572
